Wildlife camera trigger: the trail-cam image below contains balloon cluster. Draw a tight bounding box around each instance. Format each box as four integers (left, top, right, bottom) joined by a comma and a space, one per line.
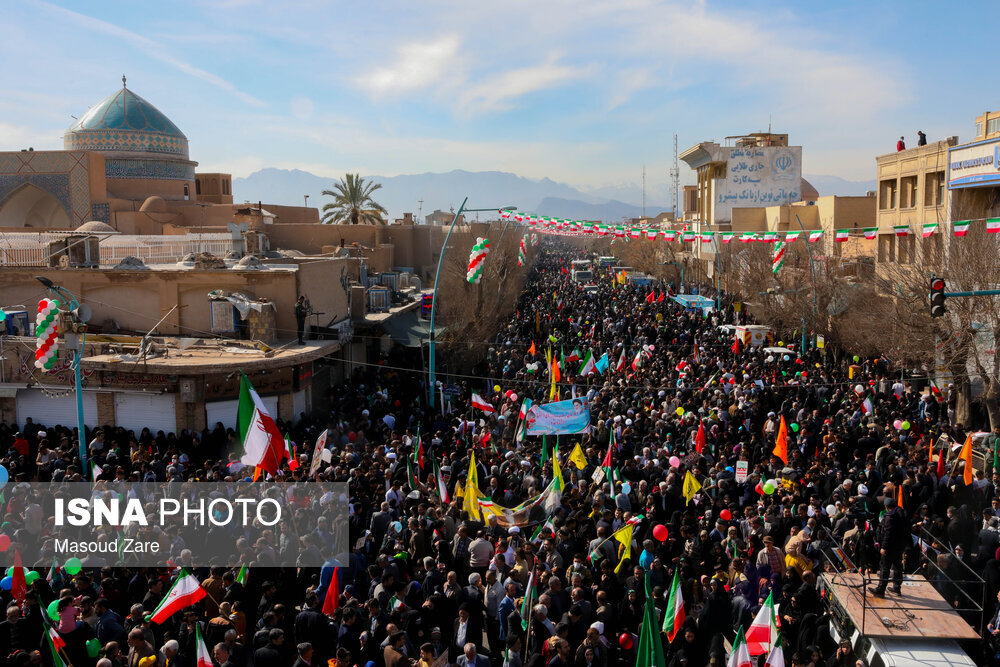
518, 236, 527, 267
467, 238, 490, 284
530, 233, 538, 246
34, 299, 61, 369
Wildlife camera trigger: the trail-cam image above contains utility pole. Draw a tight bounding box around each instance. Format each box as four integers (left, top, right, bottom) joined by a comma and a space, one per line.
642, 165, 646, 218
670, 134, 680, 220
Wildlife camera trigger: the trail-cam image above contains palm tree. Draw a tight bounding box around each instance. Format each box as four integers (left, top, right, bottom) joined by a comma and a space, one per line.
320, 174, 388, 224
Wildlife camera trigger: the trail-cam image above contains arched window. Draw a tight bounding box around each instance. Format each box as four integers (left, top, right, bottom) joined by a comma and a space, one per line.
183, 184, 190, 200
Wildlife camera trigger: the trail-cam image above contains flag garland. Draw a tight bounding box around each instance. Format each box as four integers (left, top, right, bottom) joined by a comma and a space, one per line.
518, 236, 527, 266
34, 299, 60, 370
771, 241, 785, 275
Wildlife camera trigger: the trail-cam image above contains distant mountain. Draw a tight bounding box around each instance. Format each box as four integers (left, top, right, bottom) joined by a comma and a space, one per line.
234, 168, 671, 222
804, 174, 876, 197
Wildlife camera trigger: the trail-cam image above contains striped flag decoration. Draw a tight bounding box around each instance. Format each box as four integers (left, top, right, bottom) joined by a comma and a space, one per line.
834, 229, 849, 242
953, 220, 971, 236
863, 227, 878, 240
988, 218, 1000, 233
721, 232, 735, 243
922, 223, 938, 237
784, 231, 800, 242
807, 230, 823, 242
772, 242, 785, 275
893, 225, 909, 237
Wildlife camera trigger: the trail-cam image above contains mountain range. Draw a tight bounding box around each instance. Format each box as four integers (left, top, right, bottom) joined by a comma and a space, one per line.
233, 168, 876, 222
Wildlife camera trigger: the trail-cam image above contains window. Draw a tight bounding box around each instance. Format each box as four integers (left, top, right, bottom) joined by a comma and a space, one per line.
926, 233, 944, 265
897, 235, 914, 264
195, 179, 202, 195
223, 179, 230, 196
183, 184, 189, 200
938, 172, 946, 205
924, 172, 946, 207
900, 176, 918, 208
977, 122, 985, 138
988, 117, 1000, 136
879, 179, 897, 210
878, 234, 894, 263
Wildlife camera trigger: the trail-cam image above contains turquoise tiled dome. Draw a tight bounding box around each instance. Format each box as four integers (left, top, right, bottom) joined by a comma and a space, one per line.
65, 84, 189, 159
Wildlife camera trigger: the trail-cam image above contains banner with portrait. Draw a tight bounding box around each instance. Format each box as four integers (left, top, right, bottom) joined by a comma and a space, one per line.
525, 398, 591, 435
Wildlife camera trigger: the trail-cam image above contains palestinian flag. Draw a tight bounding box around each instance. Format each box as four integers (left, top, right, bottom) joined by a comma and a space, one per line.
894, 225, 909, 237
238, 372, 286, 475
746, 591, 778, 655
863, 227, 878, 240
146, 570, 207, 624
922, 223, 938, 237
834, 229, 849, 242
196, 624, 213, 667
661, 568, 685, 642
784, 231, 800, 242
953, 220, 971, 236
48, 624, 66, 652
46, 624, 68, 667
807, 230, 823, 242
988, 218, 1000, 233
531, 518, 555, 545
721, 232, 735, 243
579, 351, 596, 377
471, 393, 496, 413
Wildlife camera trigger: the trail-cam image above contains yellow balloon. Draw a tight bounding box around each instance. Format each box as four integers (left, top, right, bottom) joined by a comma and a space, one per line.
778, 341, 784, 347
493, 384, 501, 392
676, 407, 685, 416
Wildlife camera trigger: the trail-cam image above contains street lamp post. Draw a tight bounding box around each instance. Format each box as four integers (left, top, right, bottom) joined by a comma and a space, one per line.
428, 200, 516, 410
35, 277, 89, 470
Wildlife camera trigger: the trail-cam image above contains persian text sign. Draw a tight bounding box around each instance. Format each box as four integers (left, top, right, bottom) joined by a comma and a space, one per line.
525, 399, 591, 435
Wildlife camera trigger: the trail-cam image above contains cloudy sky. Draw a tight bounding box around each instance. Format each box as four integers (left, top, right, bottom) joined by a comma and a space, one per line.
0, 0, 989, 192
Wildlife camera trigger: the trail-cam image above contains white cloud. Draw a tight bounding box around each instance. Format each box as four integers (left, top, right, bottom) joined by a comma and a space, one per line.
359, 35, 462, 96
457, 56, 591, 114
33, 0, 268, 108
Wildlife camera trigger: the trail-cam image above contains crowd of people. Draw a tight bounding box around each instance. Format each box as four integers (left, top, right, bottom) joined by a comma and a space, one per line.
0, 242, 995, 667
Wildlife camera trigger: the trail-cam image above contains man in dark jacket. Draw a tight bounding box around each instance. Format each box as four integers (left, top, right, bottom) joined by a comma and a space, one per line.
870, 496, 909, 596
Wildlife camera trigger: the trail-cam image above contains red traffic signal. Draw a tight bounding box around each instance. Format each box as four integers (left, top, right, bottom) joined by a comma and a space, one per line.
930, 277, 946, 318
930, 278, 945, 292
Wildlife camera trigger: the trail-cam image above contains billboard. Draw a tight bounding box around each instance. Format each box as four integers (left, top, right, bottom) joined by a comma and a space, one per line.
525, 398, 591, 435
948, 138, 1000, 189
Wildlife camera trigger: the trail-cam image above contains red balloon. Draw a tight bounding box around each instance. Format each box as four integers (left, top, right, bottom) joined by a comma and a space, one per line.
0, 535, 10, 552
719, 509, 732, 521
652, 524, 669, 541
619, 633, 633, 650
756, 482, 764, 495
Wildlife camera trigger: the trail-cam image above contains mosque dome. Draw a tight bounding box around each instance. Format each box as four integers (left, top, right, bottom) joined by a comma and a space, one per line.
64, 80, 189, 160
75, 220, 118, 234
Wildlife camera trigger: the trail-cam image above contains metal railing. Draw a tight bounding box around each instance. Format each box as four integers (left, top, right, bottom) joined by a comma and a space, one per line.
0, 233, 235, 267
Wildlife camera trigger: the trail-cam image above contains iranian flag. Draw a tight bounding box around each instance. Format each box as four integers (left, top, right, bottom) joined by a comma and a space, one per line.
834, 229, 849, 242
663, 231, 676, 241
988, 218, 1000, 233
615, 348, 626, 373
863, 227, 878, 240
238, 372, 286, 476
721, 232, 735, 243
579, 351, 596, 377
682, 231, 696, 242
434, 460, 450, 503
146, 570, 207, 624
953, 220, 971, 236
518, 397, 533, 420
46, 624, 68, 667
764, 633, 785, 667
520, 570, 536, 631
48, 624, 66, 652
646, 230, 657, 240
862, 396, 874, 415
235, 564, 248, 585
740, 233, 756, 242
922, 223, 938, 237
661, 568, 685, 642
728, 627, 753, 667
701, 232, 714, 243
762, 232, 777, 243
894, 225, 909, 237
746, 591, 778, 655
566, 348, 580, 364
284, 434, 298, 471
195, 623, 213, 667
807, 231, 823, 242
784, 231, 800, 242
630, 349, 643, 371
471, 393, 496, 413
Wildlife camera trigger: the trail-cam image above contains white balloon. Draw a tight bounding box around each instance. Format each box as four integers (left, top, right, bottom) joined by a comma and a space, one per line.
826, 504, 837, 516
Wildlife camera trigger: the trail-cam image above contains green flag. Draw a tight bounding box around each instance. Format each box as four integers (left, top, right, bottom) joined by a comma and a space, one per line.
636, 572, 665, 667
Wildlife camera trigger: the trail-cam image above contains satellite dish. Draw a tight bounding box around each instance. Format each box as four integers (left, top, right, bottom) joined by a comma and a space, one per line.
73, 303, 92, 323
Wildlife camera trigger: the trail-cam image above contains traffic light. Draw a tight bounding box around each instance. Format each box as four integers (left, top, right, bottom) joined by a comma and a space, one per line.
930, 277, 946, 318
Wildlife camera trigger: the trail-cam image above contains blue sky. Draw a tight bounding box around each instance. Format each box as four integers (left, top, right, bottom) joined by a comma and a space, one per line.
0, 0, 992, 194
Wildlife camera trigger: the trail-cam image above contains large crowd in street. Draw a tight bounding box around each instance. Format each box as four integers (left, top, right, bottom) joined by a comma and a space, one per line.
0, 242, 996, 667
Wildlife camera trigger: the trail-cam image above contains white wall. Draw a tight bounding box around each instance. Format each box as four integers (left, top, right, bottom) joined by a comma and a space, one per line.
713, 146, 802, 223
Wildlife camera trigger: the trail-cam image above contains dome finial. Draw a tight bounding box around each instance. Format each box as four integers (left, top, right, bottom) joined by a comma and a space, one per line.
122, 74, 127, 88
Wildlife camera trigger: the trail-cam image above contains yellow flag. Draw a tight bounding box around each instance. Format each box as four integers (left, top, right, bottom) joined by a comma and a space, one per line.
455, 480, 464, 499
553, 445, 564, 490
569, 443, 588, 470
682, 470, 701, 505
613, 523, 634, 573
463, 453, 482, 520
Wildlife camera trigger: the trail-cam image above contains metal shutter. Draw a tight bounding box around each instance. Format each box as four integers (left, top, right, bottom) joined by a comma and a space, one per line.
15, 389, 98, 430
205, 395, 279, 432
113, 393, 177, 436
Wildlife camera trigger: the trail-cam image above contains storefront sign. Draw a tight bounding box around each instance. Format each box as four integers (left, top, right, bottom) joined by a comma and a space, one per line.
948, 138, 1000, 189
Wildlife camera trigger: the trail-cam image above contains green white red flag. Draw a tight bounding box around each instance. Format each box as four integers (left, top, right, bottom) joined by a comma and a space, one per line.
728, 627, 753, 667
661, 567, 685, 641
763, 632, 784, 667
953, 220, 971, 236
807, 231, 823, 242
746, 591, 779, 655
196, 623, 213, 667
835, 229, 849, 242
145, 570, 207, 624
922, 223, 938, 237
863, 227, 878, 240
987, 218, 1000, 233
238, 372, 286, 475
